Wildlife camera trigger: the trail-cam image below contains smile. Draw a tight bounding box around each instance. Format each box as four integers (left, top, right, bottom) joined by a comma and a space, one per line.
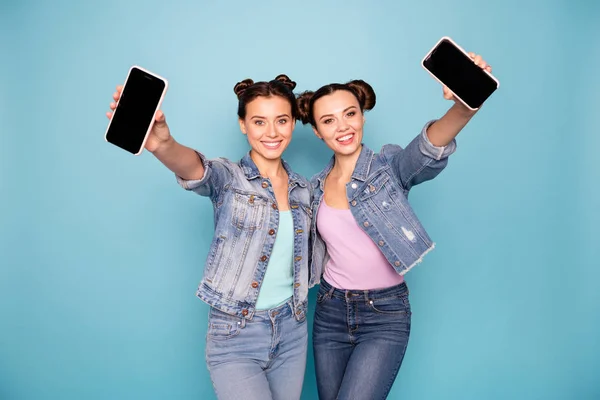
336, 133, 354, 144
262, 141, 283, 149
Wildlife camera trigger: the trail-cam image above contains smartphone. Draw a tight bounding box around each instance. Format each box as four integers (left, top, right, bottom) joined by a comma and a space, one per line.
422, 37, 499, 111
104, 65, 168, 155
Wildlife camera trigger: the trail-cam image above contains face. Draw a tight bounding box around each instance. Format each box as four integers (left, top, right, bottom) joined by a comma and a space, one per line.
312, 90, 365, 157
239, 95, 295, 162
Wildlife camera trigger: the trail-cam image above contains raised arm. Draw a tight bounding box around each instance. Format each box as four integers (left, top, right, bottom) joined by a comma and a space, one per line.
107, 84, 204, 180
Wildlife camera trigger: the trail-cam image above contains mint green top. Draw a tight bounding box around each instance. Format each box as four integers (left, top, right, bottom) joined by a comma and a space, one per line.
255, 210, 294, 310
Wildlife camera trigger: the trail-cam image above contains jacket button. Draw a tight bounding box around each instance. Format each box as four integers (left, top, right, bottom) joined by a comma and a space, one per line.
295, 256, 302, 261
294, 283, 301, 288
351, 200, 357, 206
378, 240, 384, 246
351, 183, 358, 189
363, 221, 369, 227
269, 229, 275, 235
242, 309, 248, 316
261, 181, 268, 188
369, 185, 375, 192
260, 255, 268, 262
295, 229, 303, 234
251, 281, 259, 288
272, 203, 278, 210
296, 310, 302, 315
395, 261, 401, 266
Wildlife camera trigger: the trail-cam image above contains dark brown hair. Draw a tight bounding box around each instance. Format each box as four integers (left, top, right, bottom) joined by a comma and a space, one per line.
233, 74, 298, 120
296, 80, 376, 126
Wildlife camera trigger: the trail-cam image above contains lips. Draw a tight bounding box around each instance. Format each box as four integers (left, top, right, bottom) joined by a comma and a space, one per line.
335, 133, 354, 145
262, 141, 283, 150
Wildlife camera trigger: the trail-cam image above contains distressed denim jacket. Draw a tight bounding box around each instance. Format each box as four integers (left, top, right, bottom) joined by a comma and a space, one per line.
309, 121, 456, 288
177, 151, 312, 321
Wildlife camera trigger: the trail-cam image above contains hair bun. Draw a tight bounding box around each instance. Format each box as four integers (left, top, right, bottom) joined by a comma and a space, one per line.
296, 91, 314, 124
346, 79, 376, 111
233, 79, 255, 98
273, 74, 297, 91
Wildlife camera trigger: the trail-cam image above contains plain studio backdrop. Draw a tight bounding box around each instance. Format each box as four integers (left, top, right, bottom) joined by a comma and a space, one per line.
1, 0, 598, 399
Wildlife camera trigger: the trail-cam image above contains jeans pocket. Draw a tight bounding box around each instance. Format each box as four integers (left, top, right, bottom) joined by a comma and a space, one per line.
368, 295, 409, 315
316, 290, 329, 304
207, 308, 242, 340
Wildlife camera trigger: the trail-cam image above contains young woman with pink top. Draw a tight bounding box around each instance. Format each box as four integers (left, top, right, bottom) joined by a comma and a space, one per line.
297, 52, 493, 399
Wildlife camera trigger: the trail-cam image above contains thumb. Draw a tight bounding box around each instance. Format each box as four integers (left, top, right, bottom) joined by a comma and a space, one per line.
155, 110, 166, 124
442, 86, 454, 100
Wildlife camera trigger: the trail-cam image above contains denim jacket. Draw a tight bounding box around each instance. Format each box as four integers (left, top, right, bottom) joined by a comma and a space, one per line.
309, 121, 456, 288
177, 151, 312, 321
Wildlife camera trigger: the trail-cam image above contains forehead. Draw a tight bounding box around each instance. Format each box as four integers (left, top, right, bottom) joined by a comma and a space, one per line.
245, 95, 291, 116
313, 90, 359, 117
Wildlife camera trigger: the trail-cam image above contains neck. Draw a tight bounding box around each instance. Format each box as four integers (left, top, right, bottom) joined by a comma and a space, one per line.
250, 150, 285, 179
330, 145, 362, 180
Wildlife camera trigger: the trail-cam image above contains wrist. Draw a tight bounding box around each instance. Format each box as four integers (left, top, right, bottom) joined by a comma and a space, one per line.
450, 102, 477, 119
151, 135, 175, 155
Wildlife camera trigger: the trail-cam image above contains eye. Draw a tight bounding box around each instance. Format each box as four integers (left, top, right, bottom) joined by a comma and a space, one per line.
323, 118, 334, 124
254, 120, 265, 126
278, 118, 288, 124
347, 111, 356, 117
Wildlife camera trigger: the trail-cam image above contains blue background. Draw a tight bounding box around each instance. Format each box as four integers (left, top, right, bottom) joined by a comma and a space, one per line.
1, 0, 599, 399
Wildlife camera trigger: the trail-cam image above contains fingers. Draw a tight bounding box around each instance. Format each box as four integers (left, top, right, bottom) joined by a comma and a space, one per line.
468, 52, 492, 72
107, 85, 124, 119
155, 110, 165, 123
112, 85, 123, 101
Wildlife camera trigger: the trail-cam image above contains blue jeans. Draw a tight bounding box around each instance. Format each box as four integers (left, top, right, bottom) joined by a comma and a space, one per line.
205, 299, 308, 400
313, 279, 412, 400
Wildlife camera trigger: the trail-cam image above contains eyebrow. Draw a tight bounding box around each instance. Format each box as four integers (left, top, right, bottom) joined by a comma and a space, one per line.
318, 106, 357, 121
250, 114, 291, 120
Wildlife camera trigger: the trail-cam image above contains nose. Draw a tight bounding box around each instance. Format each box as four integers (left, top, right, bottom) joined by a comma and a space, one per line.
267, 124, 277, 138
337, 119, 350, 132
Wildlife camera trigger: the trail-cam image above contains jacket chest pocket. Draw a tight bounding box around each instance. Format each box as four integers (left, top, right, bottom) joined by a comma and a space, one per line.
358, 171, 391, 204
231, 191, 268, 231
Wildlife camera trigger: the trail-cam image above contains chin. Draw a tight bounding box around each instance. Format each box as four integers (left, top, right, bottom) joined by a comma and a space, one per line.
333, 143, 361, 156
252, 144, 288, 160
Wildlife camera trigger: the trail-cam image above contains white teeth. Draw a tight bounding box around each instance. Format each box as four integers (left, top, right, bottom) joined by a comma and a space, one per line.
263, 142, 281, 148
337, 134, 353, 142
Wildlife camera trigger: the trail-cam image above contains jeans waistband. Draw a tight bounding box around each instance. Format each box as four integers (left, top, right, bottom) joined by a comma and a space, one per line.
320, 278, 408, 302
253, 297, 294, 319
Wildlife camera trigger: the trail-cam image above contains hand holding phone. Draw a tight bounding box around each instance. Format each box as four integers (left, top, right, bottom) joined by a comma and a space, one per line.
104, 66, 169, 155
422, 37, 499, 111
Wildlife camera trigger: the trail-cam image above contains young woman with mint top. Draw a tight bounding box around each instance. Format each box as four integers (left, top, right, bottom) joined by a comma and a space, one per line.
106, 75, 311, 400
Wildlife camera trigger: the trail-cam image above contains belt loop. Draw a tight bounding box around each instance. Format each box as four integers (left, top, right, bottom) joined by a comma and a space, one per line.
327, 285, 335, 299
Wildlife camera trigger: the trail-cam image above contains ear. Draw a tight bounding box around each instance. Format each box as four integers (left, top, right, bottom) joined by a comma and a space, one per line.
239, 118, 247, 135
312, 126, 323, 140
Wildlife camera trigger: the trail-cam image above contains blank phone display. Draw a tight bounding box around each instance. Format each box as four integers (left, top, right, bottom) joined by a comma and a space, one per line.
105, 68, 165, 154
423, 39, 497, 109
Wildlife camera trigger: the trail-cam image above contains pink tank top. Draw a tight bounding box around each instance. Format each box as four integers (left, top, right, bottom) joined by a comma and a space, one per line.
317, 199, 405, 290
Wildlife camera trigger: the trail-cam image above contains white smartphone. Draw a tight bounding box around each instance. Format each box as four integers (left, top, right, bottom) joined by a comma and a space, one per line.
421, 36, 499, 111
104, 65, 168, 155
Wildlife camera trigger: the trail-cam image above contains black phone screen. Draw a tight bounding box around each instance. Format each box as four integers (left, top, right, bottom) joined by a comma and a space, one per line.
105, 67, 166, 154
423, 39, 497, 109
